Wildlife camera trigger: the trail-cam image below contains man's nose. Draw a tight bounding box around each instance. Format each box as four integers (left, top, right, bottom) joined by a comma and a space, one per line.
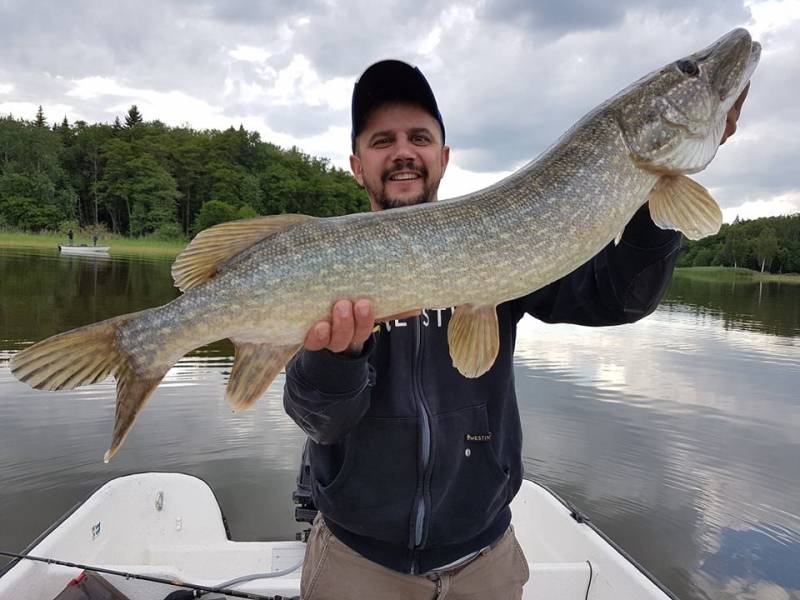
390, 136, 417, 162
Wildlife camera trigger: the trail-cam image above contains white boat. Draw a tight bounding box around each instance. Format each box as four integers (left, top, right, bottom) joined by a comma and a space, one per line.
58, 245, 110, 256
0, 472, 677, 599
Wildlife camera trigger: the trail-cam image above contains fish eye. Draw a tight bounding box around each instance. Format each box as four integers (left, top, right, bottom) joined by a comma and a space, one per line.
676, 59, 700, 77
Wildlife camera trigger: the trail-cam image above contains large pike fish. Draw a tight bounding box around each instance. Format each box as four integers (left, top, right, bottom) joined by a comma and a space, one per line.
11, 29, 760, 461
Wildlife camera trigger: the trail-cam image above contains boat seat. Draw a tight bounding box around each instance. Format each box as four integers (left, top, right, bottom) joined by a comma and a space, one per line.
524, 561, 593, 599
146, 541, 306, 579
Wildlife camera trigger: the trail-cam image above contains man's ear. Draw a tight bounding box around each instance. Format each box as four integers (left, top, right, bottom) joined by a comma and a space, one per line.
350, 153, 365, 187
441, 145, 450, 176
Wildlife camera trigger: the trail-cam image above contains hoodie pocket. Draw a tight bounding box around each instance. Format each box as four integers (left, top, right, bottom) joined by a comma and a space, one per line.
426, 404, 510, 547
312, 416, 418, 545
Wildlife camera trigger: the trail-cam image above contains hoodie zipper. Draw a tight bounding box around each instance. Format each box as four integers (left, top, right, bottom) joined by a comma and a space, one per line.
411, 318, 432, 573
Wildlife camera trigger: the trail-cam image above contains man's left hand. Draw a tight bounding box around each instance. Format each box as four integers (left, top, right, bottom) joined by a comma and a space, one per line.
721, 83, 750, 145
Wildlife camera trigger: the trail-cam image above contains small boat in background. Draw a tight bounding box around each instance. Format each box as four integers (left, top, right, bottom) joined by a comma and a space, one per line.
58, 245, 110, 256
0, 472, 678, 600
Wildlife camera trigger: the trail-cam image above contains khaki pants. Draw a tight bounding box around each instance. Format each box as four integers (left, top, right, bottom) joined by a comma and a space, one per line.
300, 516, 530, 600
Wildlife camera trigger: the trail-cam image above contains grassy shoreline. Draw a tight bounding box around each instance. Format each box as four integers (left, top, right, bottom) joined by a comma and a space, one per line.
0, 231, 187, 259
675, 266, 800, 284
4, 233, 800, 283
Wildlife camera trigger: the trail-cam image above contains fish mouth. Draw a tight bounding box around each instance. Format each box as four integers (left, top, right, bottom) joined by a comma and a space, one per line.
703, 28, 761, 110
619, 28, 761, 175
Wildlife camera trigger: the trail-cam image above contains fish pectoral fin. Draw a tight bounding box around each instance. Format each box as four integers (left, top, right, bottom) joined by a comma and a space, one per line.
447, 304, 500, 378
226, 341, 301, 411
647, 174, 722, 241
172, 214, 316, 292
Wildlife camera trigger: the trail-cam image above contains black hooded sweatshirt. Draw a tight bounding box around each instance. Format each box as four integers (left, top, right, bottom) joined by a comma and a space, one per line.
283, 206, 681, 574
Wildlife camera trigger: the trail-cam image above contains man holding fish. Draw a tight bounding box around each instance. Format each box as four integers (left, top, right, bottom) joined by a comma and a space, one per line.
285, 49, 752, 599
9, 28, 756, 600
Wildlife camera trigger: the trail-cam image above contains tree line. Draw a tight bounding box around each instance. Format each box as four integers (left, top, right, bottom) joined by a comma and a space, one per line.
0, 106, 369, 240
4, 105, 798, 274
678, 213, 800, 274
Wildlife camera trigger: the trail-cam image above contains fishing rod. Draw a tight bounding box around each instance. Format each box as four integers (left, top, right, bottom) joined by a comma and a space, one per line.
0, 550, 299, 600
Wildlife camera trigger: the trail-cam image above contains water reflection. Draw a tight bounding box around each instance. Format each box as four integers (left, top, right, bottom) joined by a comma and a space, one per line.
666, 272, 800, 337
701, 525, 800, 597
0, 247, 179, 350
1, 247, 799, 600
514, 311, 800, 600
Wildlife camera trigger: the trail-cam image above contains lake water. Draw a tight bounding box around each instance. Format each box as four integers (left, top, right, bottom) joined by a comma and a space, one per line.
1, 246, 798, 600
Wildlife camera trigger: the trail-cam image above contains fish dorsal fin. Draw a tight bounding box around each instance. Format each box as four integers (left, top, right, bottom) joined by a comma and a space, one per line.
447, 304, 500, 378
226, 340, 301, 410
172, 214, 315, 292
647, 175, 722, 241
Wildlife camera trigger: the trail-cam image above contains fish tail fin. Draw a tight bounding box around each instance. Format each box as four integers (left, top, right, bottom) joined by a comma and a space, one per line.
105, 364, 169, 463
9, 310, 170, 462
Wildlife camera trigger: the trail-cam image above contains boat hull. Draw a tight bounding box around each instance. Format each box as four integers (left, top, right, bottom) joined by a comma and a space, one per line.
0, 472, 676, 599
58, 245, 110, 256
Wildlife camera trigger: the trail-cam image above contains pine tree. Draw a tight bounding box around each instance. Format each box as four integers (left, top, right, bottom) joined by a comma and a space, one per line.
113, 116, 123, 132
56, 116, 73, 146
125, 105, 143, 128
34, 105, 47, 128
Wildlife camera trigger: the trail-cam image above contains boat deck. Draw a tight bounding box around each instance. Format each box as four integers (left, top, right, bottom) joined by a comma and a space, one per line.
0, 473, 676, 599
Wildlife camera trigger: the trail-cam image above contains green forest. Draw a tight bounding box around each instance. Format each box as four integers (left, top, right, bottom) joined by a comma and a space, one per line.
2, 105, 799, 275
0, 105, 368, 240
677, 213, 800, 274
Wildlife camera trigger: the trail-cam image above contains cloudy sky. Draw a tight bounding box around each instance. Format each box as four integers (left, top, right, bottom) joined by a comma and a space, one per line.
1, 0, 798, 221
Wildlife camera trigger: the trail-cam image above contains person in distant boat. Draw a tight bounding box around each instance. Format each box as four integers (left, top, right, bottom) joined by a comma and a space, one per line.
283, 60, 750, 599
67, 229, 73, 246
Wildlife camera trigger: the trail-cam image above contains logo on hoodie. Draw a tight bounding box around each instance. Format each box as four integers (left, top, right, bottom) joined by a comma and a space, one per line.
383, 307, 456, 332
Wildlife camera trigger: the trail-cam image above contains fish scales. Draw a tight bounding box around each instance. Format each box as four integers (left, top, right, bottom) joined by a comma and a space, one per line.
10, 28, 760, 460
120, 114, 651, 371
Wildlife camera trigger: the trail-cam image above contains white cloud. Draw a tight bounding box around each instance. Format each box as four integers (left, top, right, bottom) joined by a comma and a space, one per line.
266, 54, 351, 109
721, 191, 800, 222
66, 76, 127, 100
0, 101, 75, 122
439, 163, 513, 200
0, 0, 798, 220
746, 0, 800, 38
228, 45, 271, 63
0, 102, 42, 118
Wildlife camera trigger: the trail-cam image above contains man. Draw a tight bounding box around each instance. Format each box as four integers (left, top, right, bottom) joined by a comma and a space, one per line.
284, 60, 749, 599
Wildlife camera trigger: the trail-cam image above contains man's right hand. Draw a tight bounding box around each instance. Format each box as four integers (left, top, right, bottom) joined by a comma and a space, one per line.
303, 299, 420, 355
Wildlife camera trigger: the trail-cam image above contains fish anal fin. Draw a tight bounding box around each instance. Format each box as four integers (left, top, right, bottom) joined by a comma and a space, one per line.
172, 214, 316, 292
225, 341, 301, 411
647, 175, 722, 241
447, 304, 500, 378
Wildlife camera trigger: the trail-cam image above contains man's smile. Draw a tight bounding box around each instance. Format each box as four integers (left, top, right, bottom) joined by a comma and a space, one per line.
386, 171, 422, 182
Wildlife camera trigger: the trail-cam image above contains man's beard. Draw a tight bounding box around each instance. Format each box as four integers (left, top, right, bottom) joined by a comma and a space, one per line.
366, 162, 439, 211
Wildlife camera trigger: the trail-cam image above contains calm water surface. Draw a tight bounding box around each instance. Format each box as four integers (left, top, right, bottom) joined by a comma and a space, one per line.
1, 247, 798, 600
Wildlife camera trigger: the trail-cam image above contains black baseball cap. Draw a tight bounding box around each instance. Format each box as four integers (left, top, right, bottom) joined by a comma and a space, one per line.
351, 59, 445, 152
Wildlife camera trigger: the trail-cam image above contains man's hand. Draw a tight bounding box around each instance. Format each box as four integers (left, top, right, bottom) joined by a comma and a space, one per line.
303, 299, 421, 355
720, 82, 750, 145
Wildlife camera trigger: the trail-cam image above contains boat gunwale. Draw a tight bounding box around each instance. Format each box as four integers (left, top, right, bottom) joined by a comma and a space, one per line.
533, 481, 681, 600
